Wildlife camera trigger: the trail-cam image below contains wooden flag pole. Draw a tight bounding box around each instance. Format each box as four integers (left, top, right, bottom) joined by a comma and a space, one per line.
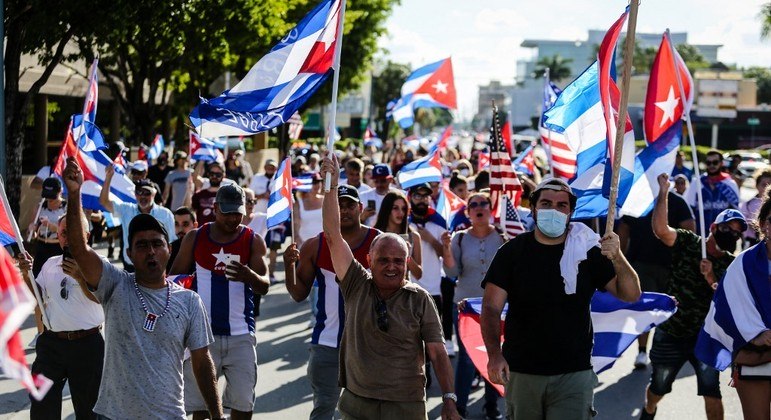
324, 0, 347, 193
604, 0, 640, 234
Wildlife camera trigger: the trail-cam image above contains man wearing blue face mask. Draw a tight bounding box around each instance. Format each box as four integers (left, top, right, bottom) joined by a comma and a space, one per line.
480, 178, 641, 420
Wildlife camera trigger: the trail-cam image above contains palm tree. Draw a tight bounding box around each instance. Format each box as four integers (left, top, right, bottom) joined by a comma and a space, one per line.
761, 2, 771, 39
533, 55, 573, 82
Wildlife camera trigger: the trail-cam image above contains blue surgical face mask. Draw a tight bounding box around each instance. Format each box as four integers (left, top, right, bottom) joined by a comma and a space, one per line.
536, 209, 569, 238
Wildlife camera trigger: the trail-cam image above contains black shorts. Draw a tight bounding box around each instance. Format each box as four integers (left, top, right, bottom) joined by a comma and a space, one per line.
649, 329, 721, 398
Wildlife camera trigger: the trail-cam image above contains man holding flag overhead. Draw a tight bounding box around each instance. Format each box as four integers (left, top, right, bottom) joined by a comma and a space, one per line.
481, 178, 640, 419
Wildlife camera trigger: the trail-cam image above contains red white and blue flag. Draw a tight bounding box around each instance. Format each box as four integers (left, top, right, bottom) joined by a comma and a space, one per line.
0, 184, 18, 247
391, 58, 457, 128
146, 134, 165, 161
396, 149, 443, 189
620, 32, 693, 217
75, 59, 107, 152
292, 173, 316, 192
512, 144, 536, 176
435, 184, 466, 229
54, 116, 136, 211
539, 77, 577, 180
267, 158, 294, 229
190, 0, 343, 137
501, 198, 526, 238
189, 131, 224, 163
428, 125, 452, 155
489, 118, 523, 228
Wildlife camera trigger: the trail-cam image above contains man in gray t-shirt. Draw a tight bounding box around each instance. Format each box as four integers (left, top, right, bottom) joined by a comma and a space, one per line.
163, 153, 192, 211
62, 157, 224, 420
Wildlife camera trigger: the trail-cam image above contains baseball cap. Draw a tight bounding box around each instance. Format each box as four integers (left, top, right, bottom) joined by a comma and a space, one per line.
216, 184, 246, 215
337, 184, 360, 203
135, 179, 157, 194
714, 209, 748, 231
41, 177, 62, 199
130, 160, 148, 172
173, 151, 188, 161
372, 164, 392, 179
128, 213, 169, 248
408, 182, 433, 195
533, 177, 575, 197
264, 159, 277, 168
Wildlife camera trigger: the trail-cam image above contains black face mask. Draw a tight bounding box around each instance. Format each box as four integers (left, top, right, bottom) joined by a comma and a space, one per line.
713, 230, 738, 252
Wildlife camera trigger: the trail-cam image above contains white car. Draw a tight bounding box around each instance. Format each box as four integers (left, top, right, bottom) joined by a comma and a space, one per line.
724, 151, 770, 178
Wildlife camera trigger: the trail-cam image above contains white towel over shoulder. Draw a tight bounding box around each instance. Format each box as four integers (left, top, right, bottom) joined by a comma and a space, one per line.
559, 222, 601, 294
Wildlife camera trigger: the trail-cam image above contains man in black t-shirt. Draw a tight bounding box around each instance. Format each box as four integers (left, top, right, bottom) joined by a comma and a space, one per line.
481, 178, 640, 420
617, 190, 695, 369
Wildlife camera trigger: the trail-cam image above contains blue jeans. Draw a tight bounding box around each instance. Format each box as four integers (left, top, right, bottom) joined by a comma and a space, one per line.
454, 304, 499, 412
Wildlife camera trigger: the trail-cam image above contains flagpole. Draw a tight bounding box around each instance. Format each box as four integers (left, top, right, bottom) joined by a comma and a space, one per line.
0, 176, 50, 328
324, 0, 347, 193
544, 68, 555, 178
604, 0, 639, 235
666, 29, 706, 258
26, 199, 44, 242
289, 187, 297, 286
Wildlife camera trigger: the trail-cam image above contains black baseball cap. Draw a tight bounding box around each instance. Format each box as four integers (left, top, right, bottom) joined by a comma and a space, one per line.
128, 213, 169, 248
337, 184, 360, 203
216, 184, 246, 215
372, 164, 392, 179
408, 182, 433, 195
41, 177, 62, 199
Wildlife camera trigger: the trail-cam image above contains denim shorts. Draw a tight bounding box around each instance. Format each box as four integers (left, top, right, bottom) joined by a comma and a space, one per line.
649, 329, 721, 398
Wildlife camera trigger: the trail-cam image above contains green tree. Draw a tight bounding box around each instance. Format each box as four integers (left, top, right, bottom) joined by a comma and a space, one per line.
533, 54, 573, 82
4, 0, 117, 215
675, 44, 710, 73
744, 66, 771, 104
761, 2, 771, 39
371, 60, 411, 139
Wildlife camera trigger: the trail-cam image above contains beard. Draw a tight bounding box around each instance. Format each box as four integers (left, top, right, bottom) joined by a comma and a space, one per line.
412, 203, 428, 216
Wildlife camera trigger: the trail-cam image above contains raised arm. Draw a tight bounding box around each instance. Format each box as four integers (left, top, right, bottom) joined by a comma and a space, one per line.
408, 229, 423, 280
99, 164, 115, 213
63, 158, 104, 288
652, 173, 677, 247
600, 232, 641, 303
320, 154, 354, 279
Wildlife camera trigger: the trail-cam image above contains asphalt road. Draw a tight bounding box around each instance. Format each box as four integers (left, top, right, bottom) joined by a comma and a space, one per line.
0, 225, 753, 419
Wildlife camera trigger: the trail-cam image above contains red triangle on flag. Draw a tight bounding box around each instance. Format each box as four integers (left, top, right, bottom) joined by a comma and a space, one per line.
414, 58, 457, 109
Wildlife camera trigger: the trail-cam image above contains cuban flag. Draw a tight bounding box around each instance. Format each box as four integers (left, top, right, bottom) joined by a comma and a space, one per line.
513, 144, 536, 176
54, 116, 137, 211
0, 182, 19, 247
458, 292, 676, 395
435, 184, 466, 229
391, 58, 457, 128
427, 125, 452, 155
75, 59, 107, 152
696, 243, 770, 371
396, 149, 443, 189
146, 134, 165, 161
620, 33, 693, 217
168, 274, 194, 289
267, 158, 294, 229
190, 0, 343, 137
292, 173, 315, 192
598, 9, 636, 207
189, 131, 224, 163
477, 151, 490, 172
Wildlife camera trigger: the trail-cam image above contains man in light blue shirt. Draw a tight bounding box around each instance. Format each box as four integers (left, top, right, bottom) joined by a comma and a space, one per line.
101, 165, 176, 272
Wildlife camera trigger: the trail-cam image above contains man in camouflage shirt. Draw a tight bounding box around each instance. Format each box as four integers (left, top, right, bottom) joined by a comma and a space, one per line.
639, 174, 747, 420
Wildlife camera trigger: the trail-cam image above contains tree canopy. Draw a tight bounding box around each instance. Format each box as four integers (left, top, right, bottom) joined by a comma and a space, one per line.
533, 55, 573, 82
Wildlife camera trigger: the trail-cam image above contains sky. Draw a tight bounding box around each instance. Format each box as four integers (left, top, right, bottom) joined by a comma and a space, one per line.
376, 0, 770, 121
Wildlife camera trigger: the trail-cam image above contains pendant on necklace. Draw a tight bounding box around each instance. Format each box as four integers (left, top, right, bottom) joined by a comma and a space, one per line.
143, 313, 158, 332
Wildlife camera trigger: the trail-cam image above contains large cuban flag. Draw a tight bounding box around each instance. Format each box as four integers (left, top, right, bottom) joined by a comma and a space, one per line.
458, 292, 676, 395
391, 58, 457, 128
54, 116, 136, 211
190, 0, 343, 137
620, 33, 693, 217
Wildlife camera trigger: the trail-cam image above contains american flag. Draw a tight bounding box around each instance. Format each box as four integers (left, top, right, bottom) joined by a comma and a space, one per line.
488, 103, 524, 235
502, 197, 526, 238
287, 112, 304, 140
538, 77, 577, 180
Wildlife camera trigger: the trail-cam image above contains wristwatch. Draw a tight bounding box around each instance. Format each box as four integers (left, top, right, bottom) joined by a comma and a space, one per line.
442, 392, 458, 403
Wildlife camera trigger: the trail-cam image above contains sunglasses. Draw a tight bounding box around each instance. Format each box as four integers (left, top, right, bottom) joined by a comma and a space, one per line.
375, 298, 388, 332
411, 193, 431, 200
246, 199, 257, 205
60, 278, 68, 300
468, 201, 490, 209
136, 190, 153, 197
209, 172, 224, 178
705, 160, 721, 166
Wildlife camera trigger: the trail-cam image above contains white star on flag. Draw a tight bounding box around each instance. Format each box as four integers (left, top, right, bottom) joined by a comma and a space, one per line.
432, 80, 448, 94
212, 247, 233, 266
655, 86, 680, 128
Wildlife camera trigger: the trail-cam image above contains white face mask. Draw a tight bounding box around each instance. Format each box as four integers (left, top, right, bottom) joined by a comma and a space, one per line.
459, 168, 470, 177
536, 209, 568, 238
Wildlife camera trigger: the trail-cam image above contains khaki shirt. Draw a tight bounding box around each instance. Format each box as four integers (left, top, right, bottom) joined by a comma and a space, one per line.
338, 260, 444, 402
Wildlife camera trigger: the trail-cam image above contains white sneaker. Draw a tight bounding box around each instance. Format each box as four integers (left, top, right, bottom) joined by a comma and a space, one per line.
634, 351, 649, 369
445, 340, 456, 357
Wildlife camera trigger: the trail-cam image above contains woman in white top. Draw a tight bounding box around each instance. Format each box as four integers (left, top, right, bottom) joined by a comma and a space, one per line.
294, 173, 324, 248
